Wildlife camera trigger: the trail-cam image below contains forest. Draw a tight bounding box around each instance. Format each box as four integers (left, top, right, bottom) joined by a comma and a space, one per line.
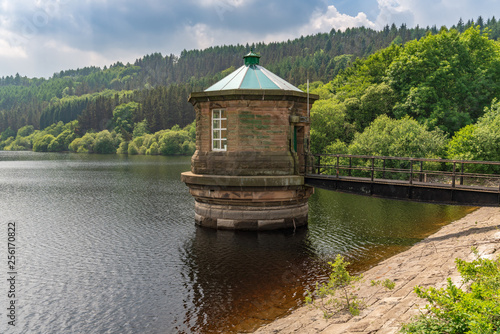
308, 25, 500, 171
1, 17, 500, 162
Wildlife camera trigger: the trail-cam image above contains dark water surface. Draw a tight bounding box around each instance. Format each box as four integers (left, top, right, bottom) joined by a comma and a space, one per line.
0, 152, 473, 333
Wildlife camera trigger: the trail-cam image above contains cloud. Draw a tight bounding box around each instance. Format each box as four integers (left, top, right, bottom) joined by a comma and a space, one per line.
0, 0, 499, 78
307, 5, 376, 33
375, 0, 500, 28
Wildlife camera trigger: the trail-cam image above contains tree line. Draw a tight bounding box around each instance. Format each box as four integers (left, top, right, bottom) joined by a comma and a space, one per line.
309, 26, 500, 172
2, 16, 499, 136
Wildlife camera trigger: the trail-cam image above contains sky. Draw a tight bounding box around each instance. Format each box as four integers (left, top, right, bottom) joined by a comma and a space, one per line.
0, 0, 499, 78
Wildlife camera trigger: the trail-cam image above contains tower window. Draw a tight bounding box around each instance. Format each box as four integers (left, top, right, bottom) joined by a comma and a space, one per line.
212, 109, 227, 151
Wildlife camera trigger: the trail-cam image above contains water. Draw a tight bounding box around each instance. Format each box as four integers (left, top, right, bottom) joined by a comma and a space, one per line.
0, 151, 473, 333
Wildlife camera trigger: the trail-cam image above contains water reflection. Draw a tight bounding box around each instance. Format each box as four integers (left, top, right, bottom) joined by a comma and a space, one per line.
0, 152, 473, 334
181, 226, 327, 333
307, 188, 475, 273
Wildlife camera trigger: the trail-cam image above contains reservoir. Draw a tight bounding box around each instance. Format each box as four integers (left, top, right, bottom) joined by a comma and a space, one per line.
0, 151, 472, 333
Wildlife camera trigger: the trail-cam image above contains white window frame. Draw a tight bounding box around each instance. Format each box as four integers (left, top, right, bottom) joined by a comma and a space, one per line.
212, 109, 227, 151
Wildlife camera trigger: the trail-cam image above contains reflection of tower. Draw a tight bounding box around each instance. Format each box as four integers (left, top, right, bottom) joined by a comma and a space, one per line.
181, 51, 319, 230
181, 227, 318, 333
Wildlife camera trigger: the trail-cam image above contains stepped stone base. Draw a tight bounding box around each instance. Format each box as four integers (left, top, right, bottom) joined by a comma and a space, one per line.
181, 171, 313, 230
194, 201, 308, 230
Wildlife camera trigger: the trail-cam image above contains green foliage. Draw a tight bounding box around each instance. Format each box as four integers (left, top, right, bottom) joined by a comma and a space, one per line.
447, 99, 500, 172
132, 119, 149, 138
4, 137, 31, 151
117, 141, 128, 154
69, 132, 96, 153
17, 125, 34, 137
127, 141, 139, 155
112, 102, 139, 137
401, 249, 500, 334
0, 127, 15, 141
33, 134, 56, 152
348, 115, 447, 158
3, 17, 490, 137
298, 81, 335, 100
371, 279, 396, 290
0, 136, 14, 150
94, 130, 119, 154
47, 130, 75, 152
305, 255, 364, 318
118, 122, 195, 156
159, 128, 192, 155
146, 142, 159, 155
388, 27, 500, 133
310, 98, 354, 153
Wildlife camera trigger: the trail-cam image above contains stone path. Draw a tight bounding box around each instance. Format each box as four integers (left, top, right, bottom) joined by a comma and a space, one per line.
253, 207, 500, 334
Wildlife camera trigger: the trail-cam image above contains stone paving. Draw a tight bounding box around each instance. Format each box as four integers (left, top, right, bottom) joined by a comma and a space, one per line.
253, 207, 500, 334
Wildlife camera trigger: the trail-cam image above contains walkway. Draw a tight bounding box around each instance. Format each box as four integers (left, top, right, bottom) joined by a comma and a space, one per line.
253, 207, 500, 334
306, 154, 500, 206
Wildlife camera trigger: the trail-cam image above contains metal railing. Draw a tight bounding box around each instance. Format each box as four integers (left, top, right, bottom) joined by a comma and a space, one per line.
306, 154, 500, 191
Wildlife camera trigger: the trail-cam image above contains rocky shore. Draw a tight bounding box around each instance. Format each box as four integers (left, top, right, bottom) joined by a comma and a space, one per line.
253, 207, 500, 334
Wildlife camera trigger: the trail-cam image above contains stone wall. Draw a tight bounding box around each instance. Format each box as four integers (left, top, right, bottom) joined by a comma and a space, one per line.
190, 92, 315, 176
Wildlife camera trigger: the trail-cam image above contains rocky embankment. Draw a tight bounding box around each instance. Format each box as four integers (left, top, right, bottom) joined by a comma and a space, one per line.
253, 207, 500, 334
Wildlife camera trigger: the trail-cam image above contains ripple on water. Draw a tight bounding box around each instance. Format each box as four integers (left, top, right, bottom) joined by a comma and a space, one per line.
0, 152, 472, 334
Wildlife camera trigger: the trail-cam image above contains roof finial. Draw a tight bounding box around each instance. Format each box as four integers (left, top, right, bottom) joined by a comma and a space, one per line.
243, 50, 260, 66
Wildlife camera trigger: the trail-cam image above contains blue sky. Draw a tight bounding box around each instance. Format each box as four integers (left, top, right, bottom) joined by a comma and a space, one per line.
0, 0, 498, 78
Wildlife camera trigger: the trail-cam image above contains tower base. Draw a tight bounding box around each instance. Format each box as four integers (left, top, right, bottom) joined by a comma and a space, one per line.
181, 172, 313, 231
194, 201, 308, 230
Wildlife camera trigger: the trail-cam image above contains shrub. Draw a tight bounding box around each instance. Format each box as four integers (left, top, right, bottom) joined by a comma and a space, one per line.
33, 134, 56, 152
447, 99, 500, 173
69, 132, 96, 153
158, 129, 191, 155
94, 130, 117, 154
127, 141, 139, 155
17, 125, 34, 138
401, 248, 500, 334
305, 255, 364, 318
132, 119, 149, 138
146, 142, 159, 155
117, 141, 128, 154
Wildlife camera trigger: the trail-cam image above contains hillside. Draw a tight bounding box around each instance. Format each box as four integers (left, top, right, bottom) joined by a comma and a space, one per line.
3, 16, 499, 135
1, 17, 500, 164
309, 25, 500, 172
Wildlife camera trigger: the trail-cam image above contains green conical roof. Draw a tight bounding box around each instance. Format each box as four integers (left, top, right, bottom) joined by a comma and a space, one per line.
205, 51, 302, 92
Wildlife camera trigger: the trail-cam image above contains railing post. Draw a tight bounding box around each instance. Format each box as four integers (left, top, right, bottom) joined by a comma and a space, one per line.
348, 157, 352, 176
371, 157, 375, 181
304, 154, 307, 176
419, 161, 423, 182
382, 159, 386, 179
460, 162, 464, 185
452, 162, 456, 188
409, 160, 413, 185
317, 156, 321, 175
336, 155, 340, 178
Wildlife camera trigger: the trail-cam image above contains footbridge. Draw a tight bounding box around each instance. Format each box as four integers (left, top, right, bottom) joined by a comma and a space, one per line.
305, 154, 500, 207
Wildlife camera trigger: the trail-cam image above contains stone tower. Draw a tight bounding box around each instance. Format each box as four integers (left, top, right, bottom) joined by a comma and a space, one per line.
181, 51, 318, 230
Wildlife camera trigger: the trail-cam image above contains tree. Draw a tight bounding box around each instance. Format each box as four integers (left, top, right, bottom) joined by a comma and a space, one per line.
310, 98, 354, 153
447, 99, 500, 172
94, 130, 118, 154
112, 102, 138, 139
388, 27, 500, 133
305, 255, 364, 318
17, 125, 34, 137
33, 134, 56, 152
348, 115, 447, 158
132, 119, 149, 138
158, 129, 191, 155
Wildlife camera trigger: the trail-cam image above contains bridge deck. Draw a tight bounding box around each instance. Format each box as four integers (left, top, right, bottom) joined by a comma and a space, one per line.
305, 174, 500, 206
305, 153, 500, 207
